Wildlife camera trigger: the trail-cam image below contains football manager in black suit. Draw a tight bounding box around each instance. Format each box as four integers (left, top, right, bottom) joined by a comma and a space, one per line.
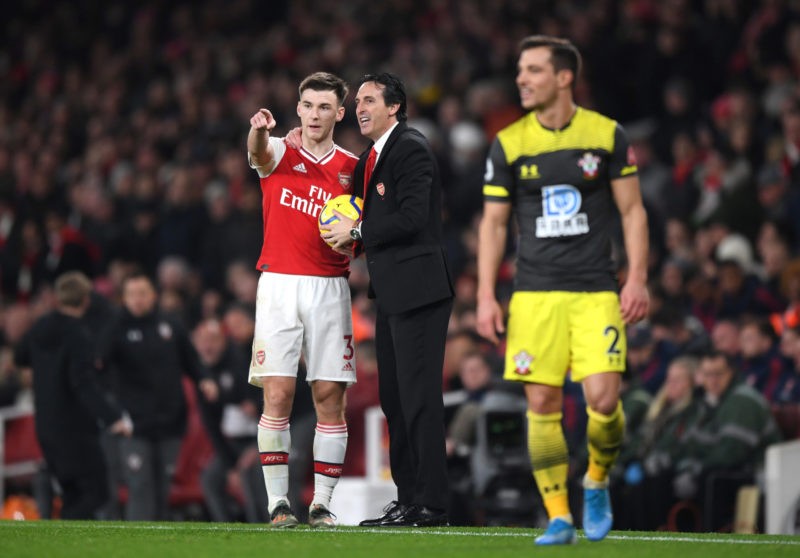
322, 72, 454, 527
14, 271, 132, 519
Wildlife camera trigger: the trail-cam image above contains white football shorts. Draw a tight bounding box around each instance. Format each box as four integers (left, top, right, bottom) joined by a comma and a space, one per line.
248, 272, 356, 387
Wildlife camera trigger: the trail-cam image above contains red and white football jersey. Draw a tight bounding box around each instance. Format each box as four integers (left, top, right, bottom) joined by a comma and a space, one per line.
250, 137, 358, 277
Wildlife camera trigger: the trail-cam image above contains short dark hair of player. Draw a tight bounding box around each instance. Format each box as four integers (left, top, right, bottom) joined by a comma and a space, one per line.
299, 72, 349, 107
55, 271, 92, 309
518, 35, 582, 86
359, 72, 407, 122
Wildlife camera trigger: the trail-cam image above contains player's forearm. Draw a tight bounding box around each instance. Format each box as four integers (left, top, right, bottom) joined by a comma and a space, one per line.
477, 219, 507, 301
621, 204, 648, 285
247, 127, 274, 167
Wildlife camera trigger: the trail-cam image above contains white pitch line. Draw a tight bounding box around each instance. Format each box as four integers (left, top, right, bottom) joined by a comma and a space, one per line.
1, 522, 798, 545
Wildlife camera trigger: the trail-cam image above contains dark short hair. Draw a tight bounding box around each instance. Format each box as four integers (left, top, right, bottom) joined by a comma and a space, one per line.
700, 349, 734, 371
359, 72, 407, 122
299, 72, 349, 106
121, 270, 155, 291
519, 35, 582, 84
55, 271, 92, 308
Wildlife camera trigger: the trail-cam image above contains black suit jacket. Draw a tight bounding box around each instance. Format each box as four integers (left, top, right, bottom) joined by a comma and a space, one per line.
15, 311, 124, 478
357, 123, 453, 314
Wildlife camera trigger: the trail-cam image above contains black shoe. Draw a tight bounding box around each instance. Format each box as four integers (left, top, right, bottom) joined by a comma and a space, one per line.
405, 505, 449, 527
359, 501, 409, 527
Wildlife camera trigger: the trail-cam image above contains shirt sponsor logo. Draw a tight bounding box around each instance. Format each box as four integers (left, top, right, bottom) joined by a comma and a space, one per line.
279, 185, 330, 218
536, 184, 589, 238
577, 152, 601, 179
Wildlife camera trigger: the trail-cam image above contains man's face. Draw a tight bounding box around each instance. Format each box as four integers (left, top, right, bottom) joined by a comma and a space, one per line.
516, 47, 564, 111
122, 277, 157, 317
355, 81, 398, 141
739, 324, 769, 359
193, 321, 227, 366
296, 89, 344, 145
699, 355, 733, 399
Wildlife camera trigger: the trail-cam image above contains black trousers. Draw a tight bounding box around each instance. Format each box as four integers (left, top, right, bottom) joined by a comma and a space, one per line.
58, 473, 110, 520
375, 297, 452, 511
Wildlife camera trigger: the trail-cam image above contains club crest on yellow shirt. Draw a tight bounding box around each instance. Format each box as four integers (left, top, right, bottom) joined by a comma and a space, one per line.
577, 152, 600, 179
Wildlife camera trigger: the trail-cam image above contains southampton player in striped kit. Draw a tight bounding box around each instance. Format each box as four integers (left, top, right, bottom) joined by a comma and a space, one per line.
247, 72, 358, 528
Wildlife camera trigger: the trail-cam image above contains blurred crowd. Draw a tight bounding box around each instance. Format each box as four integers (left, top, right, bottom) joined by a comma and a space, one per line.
2, 0, 800, 529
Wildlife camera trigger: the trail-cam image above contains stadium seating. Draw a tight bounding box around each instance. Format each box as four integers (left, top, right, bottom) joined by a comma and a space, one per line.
0, 406, 43, 505
771, 403, 800, 440
169, 378, 215, 510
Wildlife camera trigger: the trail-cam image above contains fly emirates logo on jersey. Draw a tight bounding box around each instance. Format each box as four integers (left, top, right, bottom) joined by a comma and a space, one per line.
279, 184, 331, 218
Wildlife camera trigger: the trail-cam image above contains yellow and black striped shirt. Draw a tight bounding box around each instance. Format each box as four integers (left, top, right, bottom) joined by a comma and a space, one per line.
483, 107, 638, 291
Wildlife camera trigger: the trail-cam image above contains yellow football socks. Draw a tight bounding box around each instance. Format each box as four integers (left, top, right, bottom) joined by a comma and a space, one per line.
527, 410, 571, 521
585, 401, 625, 485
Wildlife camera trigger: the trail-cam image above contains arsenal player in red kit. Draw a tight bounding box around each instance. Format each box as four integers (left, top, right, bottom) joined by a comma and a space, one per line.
246, 72, 358, 528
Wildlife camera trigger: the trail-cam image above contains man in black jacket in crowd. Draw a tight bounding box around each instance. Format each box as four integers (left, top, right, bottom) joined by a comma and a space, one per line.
99, 271, 217, 520
14, 271, 133, 519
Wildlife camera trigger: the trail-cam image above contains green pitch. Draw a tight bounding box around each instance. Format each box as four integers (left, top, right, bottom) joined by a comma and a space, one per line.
0, 521, 798, 558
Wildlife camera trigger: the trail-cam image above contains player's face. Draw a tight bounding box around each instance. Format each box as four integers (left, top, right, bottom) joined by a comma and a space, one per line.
516, 47, 566, 112
296, 89, 344, 145
122, 277, 157, 317
355, 81, 399, 141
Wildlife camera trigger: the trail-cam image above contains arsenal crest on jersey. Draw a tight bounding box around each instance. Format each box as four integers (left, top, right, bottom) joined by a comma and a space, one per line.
577, 152, 601, 179
338, 172, 352, 190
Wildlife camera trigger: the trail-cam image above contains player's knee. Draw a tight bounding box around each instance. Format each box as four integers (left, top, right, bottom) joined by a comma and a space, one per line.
263, 389, 293, 415
586, 395, 619, 416
313, 393, 345, 421
525, 387, 562, 414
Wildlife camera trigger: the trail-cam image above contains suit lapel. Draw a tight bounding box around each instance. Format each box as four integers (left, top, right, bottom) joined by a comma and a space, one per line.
371, 123, 406, 184
364, 122, 406, 207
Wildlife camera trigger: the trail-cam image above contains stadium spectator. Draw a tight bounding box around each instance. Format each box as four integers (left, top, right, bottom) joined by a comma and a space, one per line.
98, 271, 218, 521
626, 322, 677, 395
671, 350, 781, 530
775, 315, 800, 404
614, 355, 700, 530
739, 317, 791, 402
193, 319, 266, 523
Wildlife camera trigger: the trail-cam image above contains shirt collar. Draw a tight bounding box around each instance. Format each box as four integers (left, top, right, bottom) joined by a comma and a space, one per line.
372, 122, 399, 159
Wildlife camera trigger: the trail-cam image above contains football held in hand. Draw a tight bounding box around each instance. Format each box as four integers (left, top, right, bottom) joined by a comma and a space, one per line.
318, 194, 363, 246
